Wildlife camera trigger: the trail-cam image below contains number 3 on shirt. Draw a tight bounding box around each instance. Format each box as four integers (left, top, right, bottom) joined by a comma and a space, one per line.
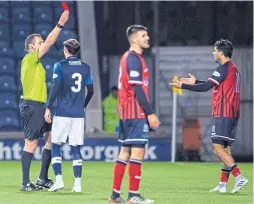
72, 73, 82, 92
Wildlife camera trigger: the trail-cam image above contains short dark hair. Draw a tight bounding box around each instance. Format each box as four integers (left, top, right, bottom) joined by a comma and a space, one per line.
214, 39, 233, 58
111, 86, 118, 92
126, 25, 147, 38
24, 33, 41, 52
63, 39, 80, 56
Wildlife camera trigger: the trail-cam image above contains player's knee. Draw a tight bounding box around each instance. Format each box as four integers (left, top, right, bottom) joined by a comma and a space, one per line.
118, 146, 131, 161
45, 140, 52, 150
213, 144, 223, 155
51, 143, 62, 158
225, 146, 232, 155
24, 139, 38, 152
44, 131, 50, 141
44, 132, 52, 150
131, 147, 145, 160
70, 145, 81, 160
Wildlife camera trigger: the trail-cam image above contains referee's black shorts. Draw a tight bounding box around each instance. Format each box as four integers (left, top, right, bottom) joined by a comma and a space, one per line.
19, 100, 52, 141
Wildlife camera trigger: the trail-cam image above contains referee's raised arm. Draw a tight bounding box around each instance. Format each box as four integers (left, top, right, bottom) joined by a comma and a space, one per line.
38, 10, 69, 59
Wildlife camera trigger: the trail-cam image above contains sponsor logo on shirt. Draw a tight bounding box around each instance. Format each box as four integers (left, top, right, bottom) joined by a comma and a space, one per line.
130, 70, 140, 77
212, 71, 220, 77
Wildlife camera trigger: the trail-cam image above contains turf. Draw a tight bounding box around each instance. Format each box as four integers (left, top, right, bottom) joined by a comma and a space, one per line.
0, 162, 252, 204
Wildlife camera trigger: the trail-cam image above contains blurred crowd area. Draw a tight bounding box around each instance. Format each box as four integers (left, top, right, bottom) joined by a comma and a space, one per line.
95, 1, 253, 56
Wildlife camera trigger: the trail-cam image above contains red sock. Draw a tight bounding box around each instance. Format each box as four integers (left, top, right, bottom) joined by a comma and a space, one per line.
128, 159, 142, 192
231, 164, 241, 177
220, 169, 230, 182
112, 159, 127, 192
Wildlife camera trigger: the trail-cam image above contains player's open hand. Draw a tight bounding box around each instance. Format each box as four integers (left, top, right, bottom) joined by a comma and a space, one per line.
44, 108, 52, 124
169, 79, 183, 88
147, 114, 160, 130
58, 10, 69, 25
180, 73, 196, 84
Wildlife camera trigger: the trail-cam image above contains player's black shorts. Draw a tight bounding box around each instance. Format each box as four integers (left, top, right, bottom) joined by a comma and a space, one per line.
20, 100, 52, 141
211, 117, 239, 147
118, 119, 149, 146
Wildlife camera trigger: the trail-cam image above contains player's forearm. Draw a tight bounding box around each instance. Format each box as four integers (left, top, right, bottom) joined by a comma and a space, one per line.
133, 85, 154, 115
44, 25, 63, 46
45, 81, 61, 109
84, 84, 94, 108
182, 81, 214, 92
195, 80, 207, 84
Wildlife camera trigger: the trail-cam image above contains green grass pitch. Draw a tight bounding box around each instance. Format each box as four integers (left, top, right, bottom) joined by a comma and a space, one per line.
0, 162, 252, 204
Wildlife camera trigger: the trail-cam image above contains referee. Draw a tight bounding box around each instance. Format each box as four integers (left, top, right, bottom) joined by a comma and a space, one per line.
19, 10, 69, 191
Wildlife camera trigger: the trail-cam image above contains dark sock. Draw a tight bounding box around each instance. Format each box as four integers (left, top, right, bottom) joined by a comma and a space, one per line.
21, 151, 33, 185
112, 190, 120, 198
39, 148, 51, 181
128, 192, 140, 198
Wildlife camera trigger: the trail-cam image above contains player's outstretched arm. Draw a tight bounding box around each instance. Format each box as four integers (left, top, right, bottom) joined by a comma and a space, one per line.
38, 10, 69, 59
181, 80, 214, 92
170, 79, 214, 92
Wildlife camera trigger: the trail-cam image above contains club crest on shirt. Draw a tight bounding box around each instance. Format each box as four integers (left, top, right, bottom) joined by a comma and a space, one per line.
143, 78, 149, 86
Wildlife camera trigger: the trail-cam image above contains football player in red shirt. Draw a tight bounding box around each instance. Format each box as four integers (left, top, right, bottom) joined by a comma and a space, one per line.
171, 39, 248, 194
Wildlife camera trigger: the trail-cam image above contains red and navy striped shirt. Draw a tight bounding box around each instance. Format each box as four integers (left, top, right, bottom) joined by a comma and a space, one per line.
208, 61, 240, 118
118, 51, 149, 120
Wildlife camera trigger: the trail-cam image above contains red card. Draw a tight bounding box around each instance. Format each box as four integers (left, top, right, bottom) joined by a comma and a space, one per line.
61, 2, 69, 11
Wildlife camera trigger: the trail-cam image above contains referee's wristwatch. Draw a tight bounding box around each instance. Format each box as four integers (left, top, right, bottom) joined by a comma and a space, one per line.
57, 23, 64, 29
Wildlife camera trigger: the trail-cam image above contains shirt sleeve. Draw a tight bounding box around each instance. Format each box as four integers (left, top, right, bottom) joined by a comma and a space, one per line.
127, 54, 142, 85
45, 63, 62, 109
208, 65, 227, 86
29, 49, 39, 63
182, 80, 214, 92
52, 63, 62, 81
84, 65, 93, 85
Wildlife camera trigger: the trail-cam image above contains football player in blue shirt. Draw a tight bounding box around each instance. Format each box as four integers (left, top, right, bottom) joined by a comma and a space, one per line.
44, 39, 94, 192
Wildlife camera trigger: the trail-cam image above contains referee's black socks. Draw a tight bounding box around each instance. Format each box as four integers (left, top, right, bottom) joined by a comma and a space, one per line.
39, 148, 51, 181
21, 151, 33, 185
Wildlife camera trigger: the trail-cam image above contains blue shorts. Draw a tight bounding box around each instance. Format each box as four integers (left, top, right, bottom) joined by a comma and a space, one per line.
118, 119, 149, 145
20, 100, 52, 141
211, 117, 239, 147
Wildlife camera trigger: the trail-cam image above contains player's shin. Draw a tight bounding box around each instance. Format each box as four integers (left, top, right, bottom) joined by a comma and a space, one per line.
229, 163, 241, 177
39, 148, 51, 181
51, 143, 63, 183
220, 167, 230, 183
128, 159, 142, 194
113, 158, 128, 193
21, 151, 33, 185
71, 145, 82, 178
21, 139, 37, 185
